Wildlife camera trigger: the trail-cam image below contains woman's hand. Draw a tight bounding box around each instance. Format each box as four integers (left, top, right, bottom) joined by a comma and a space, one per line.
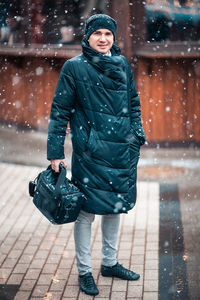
51, 159, 67, 173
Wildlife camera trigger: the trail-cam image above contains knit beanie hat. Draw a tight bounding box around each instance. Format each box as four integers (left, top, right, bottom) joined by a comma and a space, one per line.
84, 14, 117, 40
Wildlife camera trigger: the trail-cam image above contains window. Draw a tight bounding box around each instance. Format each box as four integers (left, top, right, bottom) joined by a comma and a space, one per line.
0, 1, 25, 45
0, 0, 110, 46
145, 0, 200, 42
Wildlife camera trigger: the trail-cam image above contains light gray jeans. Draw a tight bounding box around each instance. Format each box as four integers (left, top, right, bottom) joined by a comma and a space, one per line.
74, 210, 120, 275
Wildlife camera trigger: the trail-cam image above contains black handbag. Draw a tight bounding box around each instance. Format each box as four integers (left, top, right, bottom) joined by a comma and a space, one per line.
29, 164, 86, 224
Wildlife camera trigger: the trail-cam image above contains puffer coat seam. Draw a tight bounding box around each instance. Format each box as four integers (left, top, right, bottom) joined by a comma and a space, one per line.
76, 179, 129, 194
81, 156, 130, 171
74, 151, 129, 170
74, 78, 127, 92
59, 70, 75, 81
95, 139, 129, 145
83, 107, 129, 118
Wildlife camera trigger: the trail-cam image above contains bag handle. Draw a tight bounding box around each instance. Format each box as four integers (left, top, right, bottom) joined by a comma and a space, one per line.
54, 163, 69, 198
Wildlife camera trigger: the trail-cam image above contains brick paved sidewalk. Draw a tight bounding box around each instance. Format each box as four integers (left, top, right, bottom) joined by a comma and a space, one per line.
0, 162, 159, 300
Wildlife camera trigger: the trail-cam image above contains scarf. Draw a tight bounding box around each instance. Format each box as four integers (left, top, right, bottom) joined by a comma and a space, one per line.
81, 37, 127, 84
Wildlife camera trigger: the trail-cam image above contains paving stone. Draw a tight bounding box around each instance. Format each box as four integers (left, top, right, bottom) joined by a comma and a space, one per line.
59, 258, 74, 269
7, 273, 24, 285
2, 258, 17, 268
110, 291, 126, 300
91, 250, 101, 259
63, 285, 79, 298
67, 274, 79, 285
131, 255, 144, 265
24, 268, 41, 280
90, 259, 101, 269
15, 239, 30, 246
127, 285, 143, 298
144, 269, 158, 281
14, 291, 31, 300
45, 291, 63, 300
37, 273, 54, 285
18, 255, 33, 264
94, 298, 110, 300
145, 260, 159, 270
112, 279, 127, 291
143, 291, 158, 300
70, 264, 79, 275
118, 250, 132, 259
13, 263, 29, 274
50, 279, 66, 291
51, 245, 65, 254
78, 292, 94, 299
28, 237, 42, 246
34, 250, 49, 259
0, 268, 12, 282
132, 246, 145, 254
54, 238, 68, 246
20, 279, 36, 291
133, 231, 146, 239
40, 241, 53, 250
116, 260, 130, 268
144, 280, 158, 292
146, 234, 159, 243
146, 242, 159, 251
145, 251, 159, 260
0, 254, 6, 265
133, 239, 145, 246
97, 286, 111, 297
32, 285, 49, 297
127, 297, 143, 300
7, 250, 22, 259
97, 275, 112, 286
46, 255, 61, 264
66, 242, 75, 250
128, 276, 143, 286
29, 259, 46, 269
42, 263, 58, 274
119, 242, 132, 250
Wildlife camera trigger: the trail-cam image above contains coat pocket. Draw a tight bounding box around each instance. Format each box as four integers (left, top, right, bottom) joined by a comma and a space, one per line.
86, 127, 99, 154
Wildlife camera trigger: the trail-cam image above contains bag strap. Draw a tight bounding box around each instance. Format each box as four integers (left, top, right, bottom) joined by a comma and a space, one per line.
54, 163, 69, 198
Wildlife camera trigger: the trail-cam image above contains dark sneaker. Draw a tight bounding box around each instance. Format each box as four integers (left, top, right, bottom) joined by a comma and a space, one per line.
101, 262, 140, 280
79, 272, 99, 296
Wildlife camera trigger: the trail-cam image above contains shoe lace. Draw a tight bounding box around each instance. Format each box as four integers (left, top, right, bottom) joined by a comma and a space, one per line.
116, 263, 133, 275
84, 274, 95, 288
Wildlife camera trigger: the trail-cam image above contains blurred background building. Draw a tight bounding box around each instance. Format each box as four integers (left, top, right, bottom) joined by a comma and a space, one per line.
0, 0, 199, 146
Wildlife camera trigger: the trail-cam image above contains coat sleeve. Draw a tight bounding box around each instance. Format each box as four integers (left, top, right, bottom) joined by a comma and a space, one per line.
127, 61, 146, 146
47, 60, 76, 160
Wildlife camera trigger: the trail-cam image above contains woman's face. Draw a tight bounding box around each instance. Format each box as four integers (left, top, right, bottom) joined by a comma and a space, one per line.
88, 28, 114, 55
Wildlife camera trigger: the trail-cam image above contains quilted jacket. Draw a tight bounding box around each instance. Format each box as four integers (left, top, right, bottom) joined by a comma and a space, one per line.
47, 37, 145, 215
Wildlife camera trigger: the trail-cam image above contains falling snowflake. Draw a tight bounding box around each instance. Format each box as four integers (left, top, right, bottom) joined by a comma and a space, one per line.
35, 67, 44, 76
83, 177, 89, 183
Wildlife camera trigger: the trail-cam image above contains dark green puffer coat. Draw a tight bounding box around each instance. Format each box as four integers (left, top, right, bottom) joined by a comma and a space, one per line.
47, 38, 145, 215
